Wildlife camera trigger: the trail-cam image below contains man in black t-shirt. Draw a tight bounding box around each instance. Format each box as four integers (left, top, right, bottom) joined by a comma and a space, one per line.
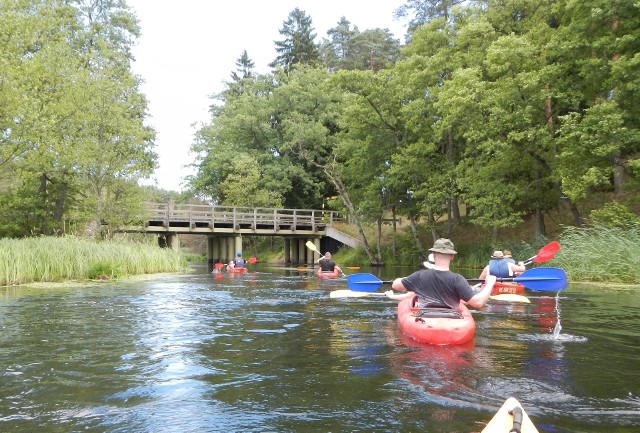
386, 238, 496, 309
317, 252, 343, 275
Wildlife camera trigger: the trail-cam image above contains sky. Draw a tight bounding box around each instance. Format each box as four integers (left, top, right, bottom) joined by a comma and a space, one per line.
128, 0, 408, 192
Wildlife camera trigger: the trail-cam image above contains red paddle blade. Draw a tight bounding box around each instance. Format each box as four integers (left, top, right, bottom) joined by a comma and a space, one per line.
247, 257, 257, 264
214, 263, 224, 269
532, 241, 561, 263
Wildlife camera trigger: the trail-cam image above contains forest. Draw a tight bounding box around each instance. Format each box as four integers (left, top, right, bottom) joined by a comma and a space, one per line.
2, 1, 640, 266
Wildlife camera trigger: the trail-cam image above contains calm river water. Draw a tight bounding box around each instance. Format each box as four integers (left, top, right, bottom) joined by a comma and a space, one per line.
1, 264, 639, 432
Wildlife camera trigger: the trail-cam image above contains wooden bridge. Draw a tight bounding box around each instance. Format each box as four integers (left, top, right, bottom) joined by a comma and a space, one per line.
126, 202, 359, 265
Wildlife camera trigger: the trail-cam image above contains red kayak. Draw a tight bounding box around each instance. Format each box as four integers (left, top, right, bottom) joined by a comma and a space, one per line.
397, 297, 475, 345
227, 267, 247, 273
492, 281, 525, 295
317, 269, 340, 278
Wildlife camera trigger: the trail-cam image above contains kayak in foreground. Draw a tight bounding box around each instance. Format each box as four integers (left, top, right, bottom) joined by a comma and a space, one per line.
397, 297, 475, 345
482, 397, 539, 433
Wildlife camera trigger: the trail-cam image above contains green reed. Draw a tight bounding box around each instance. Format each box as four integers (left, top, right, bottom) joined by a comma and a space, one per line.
553, 224, 640, 284
0, 236, 188, 286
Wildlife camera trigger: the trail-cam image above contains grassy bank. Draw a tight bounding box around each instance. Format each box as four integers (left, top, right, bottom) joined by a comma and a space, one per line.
551, 224, 640, 284
0, 236, 189, 286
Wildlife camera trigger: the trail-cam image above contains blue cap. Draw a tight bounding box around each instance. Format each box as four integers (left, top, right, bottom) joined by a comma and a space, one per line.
236, 252, 242, 256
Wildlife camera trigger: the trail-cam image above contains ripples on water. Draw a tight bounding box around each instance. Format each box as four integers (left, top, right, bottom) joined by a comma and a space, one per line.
1, 265, 639, 432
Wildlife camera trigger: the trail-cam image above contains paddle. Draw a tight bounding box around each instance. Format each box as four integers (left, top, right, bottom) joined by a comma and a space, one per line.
247, 257, 257, 264
349, 268, 567, 293
330, 290, 388, 298
305, 241, 346, 276
330, 289, 530, 303
523, 241, 560, 265
305, 240, 321, 255
467, 268, 567, 291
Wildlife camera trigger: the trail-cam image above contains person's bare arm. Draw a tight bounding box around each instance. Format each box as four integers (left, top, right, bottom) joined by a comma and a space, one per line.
385, 290, 414, 301
466, 275, 496, 308
391, 278, 406, 291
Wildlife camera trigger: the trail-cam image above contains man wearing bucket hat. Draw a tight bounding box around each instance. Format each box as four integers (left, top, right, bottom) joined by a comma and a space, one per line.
385, 238, 496, 309
478, 250, 525, 279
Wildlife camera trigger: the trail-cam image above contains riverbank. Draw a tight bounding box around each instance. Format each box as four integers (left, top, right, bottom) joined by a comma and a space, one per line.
0, 236, 189, 287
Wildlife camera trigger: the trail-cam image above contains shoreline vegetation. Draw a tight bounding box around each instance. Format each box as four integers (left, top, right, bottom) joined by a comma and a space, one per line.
0, 236, 188, 287
2, 223, 640, 287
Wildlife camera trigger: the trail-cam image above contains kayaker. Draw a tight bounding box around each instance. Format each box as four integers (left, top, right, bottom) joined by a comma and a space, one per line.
317, 252, 343, 276
385, 238, 496, 309
234, 252, 246, 268
503, 249, 524, 275
478, 250, 525, 279
227, 259, 235, 270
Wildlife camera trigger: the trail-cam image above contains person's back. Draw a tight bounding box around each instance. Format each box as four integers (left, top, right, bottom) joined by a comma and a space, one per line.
388, 238, 496, 310
399, 268, 473, 309
488, 251, 511, 277
235, 253, 245, 268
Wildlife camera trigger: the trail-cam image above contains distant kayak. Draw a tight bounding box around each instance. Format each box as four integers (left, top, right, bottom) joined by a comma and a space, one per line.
482, 397, 539, 433
227, 267, 247, 273
317, 269, 340, 278
397, 297, 475, 345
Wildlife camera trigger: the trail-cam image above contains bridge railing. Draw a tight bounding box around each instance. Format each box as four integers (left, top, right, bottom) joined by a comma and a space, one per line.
143, 202, 346, 230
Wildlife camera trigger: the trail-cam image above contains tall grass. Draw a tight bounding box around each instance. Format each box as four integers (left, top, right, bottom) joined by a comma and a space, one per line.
0, 236, 189, 286
553, 224, 640, 283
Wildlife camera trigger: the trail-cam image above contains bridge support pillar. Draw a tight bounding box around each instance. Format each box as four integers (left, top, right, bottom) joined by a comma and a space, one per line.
161, 233, 179, 250
284, 238, 291, 264
226, 236, 236, 263
297, 239, 306, 265
234, 236, 242, 258
290, 238, 299, 264
218, 237, 227, 262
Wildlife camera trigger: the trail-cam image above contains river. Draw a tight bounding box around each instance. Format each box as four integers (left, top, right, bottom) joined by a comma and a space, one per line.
1, 264, 639, 432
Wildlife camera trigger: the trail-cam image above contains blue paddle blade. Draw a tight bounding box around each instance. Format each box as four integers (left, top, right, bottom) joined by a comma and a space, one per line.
514, 267, 567, 291
347, 273, 385, 292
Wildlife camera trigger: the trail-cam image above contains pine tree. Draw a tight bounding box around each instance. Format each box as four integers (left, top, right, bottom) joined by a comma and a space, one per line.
270, 8, 320, 71
231, 50, 255, 81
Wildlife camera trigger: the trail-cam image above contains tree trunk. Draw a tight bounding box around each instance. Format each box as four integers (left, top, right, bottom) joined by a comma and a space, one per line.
329, 170, 381, 265
39, 172, 48, 235
409, 214, 426, 261
391, 206, 397, 259
451, 195, 460, 223
426, 208, 439, 242
534, 207, 546, 237
376, 217, 383, 263
565, 197, 584, 227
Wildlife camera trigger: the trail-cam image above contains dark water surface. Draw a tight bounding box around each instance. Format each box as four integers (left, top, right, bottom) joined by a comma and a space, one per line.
1, 264, 639, 432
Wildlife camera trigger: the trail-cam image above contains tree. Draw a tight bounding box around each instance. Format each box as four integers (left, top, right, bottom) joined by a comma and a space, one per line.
270, 8, 320, 71
394, 0, 466, 35
231, 50, 255, 81
0, 0, 156, 237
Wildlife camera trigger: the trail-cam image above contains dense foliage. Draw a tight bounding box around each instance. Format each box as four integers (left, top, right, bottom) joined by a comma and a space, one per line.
2, 1, 639, 269
0, 0, 157, 238
190, 1, 640, 264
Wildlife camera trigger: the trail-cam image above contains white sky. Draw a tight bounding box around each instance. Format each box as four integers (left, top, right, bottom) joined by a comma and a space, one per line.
128, 0, 408, 192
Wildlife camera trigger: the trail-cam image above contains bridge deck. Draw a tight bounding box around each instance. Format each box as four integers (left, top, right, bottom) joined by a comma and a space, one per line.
135, 203, 344, 236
